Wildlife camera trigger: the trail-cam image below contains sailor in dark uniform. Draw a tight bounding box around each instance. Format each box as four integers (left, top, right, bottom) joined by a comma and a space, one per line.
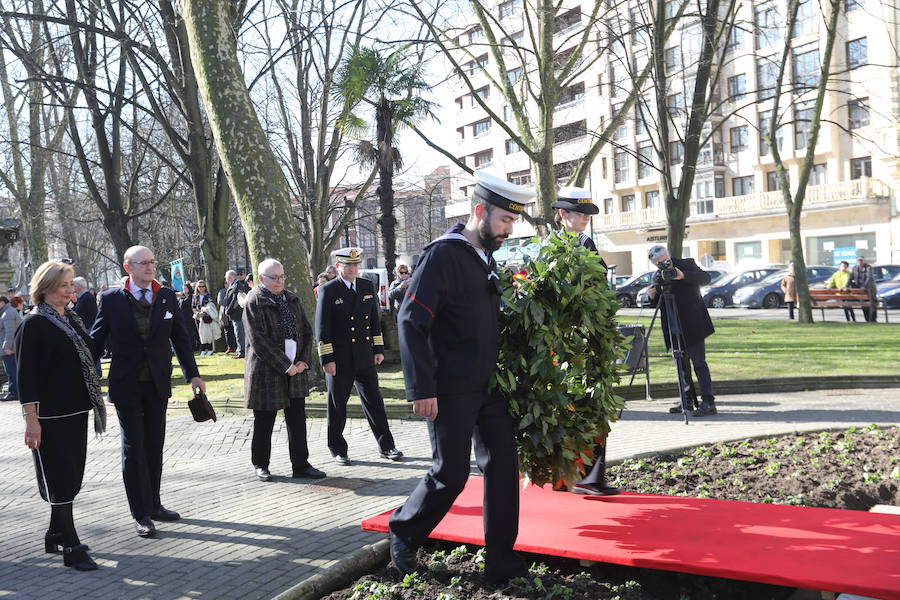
315, 247, 402, 465
388, 170, 531, 586
550, 186, 619, 496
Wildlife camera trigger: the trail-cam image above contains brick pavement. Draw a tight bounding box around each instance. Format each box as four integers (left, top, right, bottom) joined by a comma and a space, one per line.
1, 388, 898, 600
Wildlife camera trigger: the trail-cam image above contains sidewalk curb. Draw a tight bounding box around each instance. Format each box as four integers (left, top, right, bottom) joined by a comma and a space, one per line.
272, 538, 389, 600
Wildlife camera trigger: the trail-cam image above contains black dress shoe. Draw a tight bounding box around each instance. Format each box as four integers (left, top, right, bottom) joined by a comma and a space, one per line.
135, 518, 157, 538
572, 482, 621, 496
255, 467, 272, 482
692, 400, 718, 417
389, 533, 417, 575
379, 448, 404, 461
483, 554, 528, 586
151, 506, 181, 521
63, 544, 98, 571
334, 455, 351, 466
292, 465, 327, 479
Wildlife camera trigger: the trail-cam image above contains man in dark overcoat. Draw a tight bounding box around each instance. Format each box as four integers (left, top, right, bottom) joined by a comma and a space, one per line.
388, 170, 531, 585
646, 245, 716, 416
90, 245, 206, 538
315, 248, 401, 465
243, 258, 325, 482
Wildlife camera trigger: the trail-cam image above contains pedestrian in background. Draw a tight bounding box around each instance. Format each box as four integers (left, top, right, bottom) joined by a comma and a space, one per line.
0, 295, 22, 401
179, 282, 199, 352
17, 260, 106, 570
780, 263, 797, 320
846, 252, 877, 322
219, 271, 238, 353
387, 264, 411, 313
225, 267, 251, 358
243, 258, 325, 482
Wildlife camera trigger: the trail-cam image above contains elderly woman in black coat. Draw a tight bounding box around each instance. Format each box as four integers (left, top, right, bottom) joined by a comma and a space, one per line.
243, 258, 325, 482
17, 261, 106, 571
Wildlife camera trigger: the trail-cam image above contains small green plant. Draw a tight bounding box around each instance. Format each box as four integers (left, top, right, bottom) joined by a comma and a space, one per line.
473, 547, 485, 570
428, 560, 448, 573
349, 580, 392, 600
574, 571, 592, 583
548, 583, 573, 599
891, 466, 900, 480
435, 593, 455, 600
448, 545, 468, 559
764, 461, 782, 476
863, 471, 882, 484
719, 445, 737, 457
397, 572, 425, 592
431, 549, 446, 561
529, 562, 550, 576
449, 575, 463, 588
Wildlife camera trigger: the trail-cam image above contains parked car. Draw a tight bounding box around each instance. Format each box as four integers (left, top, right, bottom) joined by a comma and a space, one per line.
876, 271, 900, 308
700, 267, 784, 308
615, 271, 655, 308
734, 266, 837, 308
874, 264, 900, 282
359, 268, 389, 311
635, 270, 727, 308
611, 275, 631, 290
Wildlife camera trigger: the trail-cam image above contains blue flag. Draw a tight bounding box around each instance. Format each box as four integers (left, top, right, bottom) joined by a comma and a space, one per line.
170, 259, 185, 292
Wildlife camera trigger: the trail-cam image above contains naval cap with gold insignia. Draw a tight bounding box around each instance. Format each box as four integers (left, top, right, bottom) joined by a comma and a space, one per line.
472, 170, 535, 215
551, 186, 599, 215
335, 247, 362, 264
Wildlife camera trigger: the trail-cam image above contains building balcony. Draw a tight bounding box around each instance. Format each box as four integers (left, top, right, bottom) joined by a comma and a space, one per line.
594, 177, 890, 232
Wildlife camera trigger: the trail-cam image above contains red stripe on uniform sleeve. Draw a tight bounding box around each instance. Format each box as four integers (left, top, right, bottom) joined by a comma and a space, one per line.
405, 291, 435, 319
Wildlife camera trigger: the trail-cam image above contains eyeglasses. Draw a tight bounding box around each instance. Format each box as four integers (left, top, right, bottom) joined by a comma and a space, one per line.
130, 260, 157, 267
261, 274, 286, 282
398, 271, 409, 275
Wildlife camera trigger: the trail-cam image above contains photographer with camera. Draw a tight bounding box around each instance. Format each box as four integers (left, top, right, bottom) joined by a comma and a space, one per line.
645, 245, 717, 417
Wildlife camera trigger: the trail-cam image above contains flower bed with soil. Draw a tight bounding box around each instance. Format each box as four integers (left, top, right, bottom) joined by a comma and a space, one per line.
325, 425, 898, 600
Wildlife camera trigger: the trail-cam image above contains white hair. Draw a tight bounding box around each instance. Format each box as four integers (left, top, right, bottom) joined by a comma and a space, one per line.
257, 258, 283, 276
225, 269, 237, 279
73, 276, 88, 290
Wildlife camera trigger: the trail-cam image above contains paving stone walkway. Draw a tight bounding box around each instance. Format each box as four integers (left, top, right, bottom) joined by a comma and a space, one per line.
1, 388, 897, 600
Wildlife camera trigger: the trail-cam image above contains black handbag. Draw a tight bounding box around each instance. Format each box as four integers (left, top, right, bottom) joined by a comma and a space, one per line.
188, 389, 217, 423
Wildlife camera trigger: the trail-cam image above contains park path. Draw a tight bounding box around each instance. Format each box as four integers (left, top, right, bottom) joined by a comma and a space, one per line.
1, 387, 898, 600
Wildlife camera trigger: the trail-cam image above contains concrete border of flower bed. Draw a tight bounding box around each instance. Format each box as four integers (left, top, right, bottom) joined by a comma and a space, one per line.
271, 538, 390, 600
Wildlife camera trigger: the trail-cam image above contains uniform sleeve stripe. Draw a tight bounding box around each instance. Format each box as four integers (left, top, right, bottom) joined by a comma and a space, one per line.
405, 291, 434, 319
317, 343, 334, 355
373, 336, 384, 345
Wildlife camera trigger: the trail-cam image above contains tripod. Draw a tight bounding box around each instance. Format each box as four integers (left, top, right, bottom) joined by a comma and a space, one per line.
627, 280, 698, 424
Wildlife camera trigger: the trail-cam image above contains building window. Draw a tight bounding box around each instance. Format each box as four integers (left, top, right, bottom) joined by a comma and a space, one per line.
472, 87, 489, 106
664, 47, 681, 74
727, 74, 747, 100
553, 120, 587, 144
611, 103, 626, 140
727, 23, 744, 51
756, 57, 777, 100
794, 0, 816, 36
555, 160, 578, 180
554, 7, 581, 33
505, 139, 520, 155
847, 38, 868, 69
729, 126, 749, 152
556, 82, 585, 108
792, 43, 820, 89
498, 0, 522, 19
608, 61, 624, 98
645, 190, 660, 208
848, 98, 870, 129
456, 127, 465, 141
670, 141, 684, 164
846, 0, 863, 10
455, 96, 464, 110
666, 92, 684, 117
754, 4, 780, 49
474, 149, 493, 168
635, 109, 647, 135
794, 102, 814, 150
621, 194, 635, 212
637, 141, 654, 178
507, 170, 531, 186
732, 175, 754, 196
665, 0, 679, 18
507, 67, 523, 84
469, 26, 484, 43
766, 171, 784, 191
604, 197, 614, 214
473, 119, 491, 137
614, 150, 630, 183
758, 109, 782, 156
810, 163, 827, 185
850, 156, 871, 179
506, 30, 524, 46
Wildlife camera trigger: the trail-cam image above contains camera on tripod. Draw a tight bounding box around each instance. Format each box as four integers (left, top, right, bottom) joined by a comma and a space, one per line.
653, 258, 678, 287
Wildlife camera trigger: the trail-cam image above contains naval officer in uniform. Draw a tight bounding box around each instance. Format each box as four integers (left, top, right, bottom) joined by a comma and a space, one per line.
388, 170, 529, 585
315, 248, 402, 465
550, 187, 620, 496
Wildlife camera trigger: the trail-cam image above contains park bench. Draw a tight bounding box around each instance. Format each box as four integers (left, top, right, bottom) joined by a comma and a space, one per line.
808, 288, 888, 322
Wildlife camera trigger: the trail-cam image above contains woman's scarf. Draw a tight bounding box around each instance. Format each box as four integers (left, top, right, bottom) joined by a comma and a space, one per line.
258, 287, 297, 341
35, 303, 106, 435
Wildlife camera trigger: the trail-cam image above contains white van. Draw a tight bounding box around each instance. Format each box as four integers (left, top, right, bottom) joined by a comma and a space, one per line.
359, 268, 390, 311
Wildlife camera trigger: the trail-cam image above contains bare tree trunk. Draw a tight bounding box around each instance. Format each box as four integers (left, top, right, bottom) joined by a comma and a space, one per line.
182, 0, 316, 318
376, 99, 398, 282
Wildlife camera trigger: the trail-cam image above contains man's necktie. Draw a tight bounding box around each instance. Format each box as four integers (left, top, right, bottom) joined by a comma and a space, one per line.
139, 288, 151, 307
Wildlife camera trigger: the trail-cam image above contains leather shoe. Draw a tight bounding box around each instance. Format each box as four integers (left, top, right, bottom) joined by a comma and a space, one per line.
292, 465, 327, 479
63, 544, 98, 571
135, 518, 157, 538
572, 482, 620, 496
692, 400, 718, 417
379, 448, 404, 461
389, 532, 417, 575
151, 506, 181, 521
255, 467, 272, 482
334, 455, 351, 466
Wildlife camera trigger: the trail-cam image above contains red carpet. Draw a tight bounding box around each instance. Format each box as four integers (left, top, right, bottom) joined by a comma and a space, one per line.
362, 477, 900, 599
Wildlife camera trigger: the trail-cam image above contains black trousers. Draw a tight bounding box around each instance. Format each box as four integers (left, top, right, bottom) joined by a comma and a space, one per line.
222, 315, 237, 350
861, 290, 877, 322
325, 364, 394, 456
251, 400, 310, 471
389, 391, 521, 579
115, 382, 167, 519
786, 301, 795, 320
686, 339, 714, 401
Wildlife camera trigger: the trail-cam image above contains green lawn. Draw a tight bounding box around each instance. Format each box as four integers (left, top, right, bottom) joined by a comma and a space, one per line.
134, 319, 898, 408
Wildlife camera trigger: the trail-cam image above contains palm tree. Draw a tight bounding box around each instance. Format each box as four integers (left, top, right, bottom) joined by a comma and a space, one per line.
337, 45, 434, 282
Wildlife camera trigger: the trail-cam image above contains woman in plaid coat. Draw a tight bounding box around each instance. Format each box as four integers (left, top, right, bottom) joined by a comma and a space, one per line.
243, 258, 326, 482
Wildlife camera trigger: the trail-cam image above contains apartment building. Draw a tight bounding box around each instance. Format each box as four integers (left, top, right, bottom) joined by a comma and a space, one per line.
445, 0, 900, 275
